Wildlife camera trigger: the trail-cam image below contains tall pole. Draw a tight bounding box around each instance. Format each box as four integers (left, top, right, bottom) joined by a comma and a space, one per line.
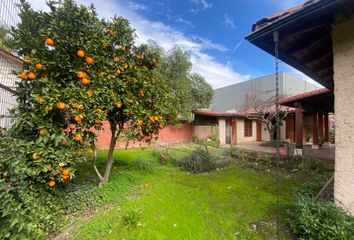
273, 30, 281, 240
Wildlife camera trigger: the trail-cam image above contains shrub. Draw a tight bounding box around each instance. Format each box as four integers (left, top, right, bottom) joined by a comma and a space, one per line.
191, 136, 219, 147
123, 209, 142, 227
289, 197, 354, 240
295, 155, 325, 173
179, 147, 216, 173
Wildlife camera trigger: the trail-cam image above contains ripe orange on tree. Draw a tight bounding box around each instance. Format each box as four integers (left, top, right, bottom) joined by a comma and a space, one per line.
149, 116, 155, 122
115, 102, 122, 108
147, 99, 153, 104
114, 57, 121, 63
77, 71, 87, 79
77, 49, 85, 58
94, 119, 101, 125
45, 37, 54, 46
98, 71, 105, 76
81, 78, 90, 85
48, 180, 56, 187
62, 175, 69, 180
85, 57, 94, 65
20, 71, 27, 80
87, 149, 94, 155
85, 91, 92, 97
35, 63, 44, 70
154, 116, 159, 121
159, 124, 164, 129
27, 72, 36, 80
74, 134, 82, 141
62, 168, 70, 176
74, 115, 82, 123
116, 69, 121, 75
57, 102, 65, 109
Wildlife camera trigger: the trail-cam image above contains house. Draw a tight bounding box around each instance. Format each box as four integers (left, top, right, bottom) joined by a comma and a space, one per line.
211, 72, 319, 112
279, 88, 333, 151
193, 109, 290, 146
246, 0, 354, 214
0, 49, 23, 129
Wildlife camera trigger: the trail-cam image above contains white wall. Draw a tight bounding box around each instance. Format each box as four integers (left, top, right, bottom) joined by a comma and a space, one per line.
333, 16, 354, 215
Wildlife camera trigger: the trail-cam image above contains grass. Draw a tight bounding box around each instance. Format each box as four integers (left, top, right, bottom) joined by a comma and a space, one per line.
66, 146, 300, 240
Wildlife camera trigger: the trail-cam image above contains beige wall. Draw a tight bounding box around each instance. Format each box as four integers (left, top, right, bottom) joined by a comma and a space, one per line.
333, 16, 354, 215
193, 125, 212, 140
260, 121, 286, 142
237, 119, 257, 143
218, 118, 226, 145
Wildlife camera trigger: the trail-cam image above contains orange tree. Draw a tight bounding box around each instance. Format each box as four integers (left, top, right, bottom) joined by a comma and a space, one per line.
11, 0, 176, 187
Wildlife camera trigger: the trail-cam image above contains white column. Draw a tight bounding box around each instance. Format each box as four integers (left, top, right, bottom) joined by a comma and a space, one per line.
333, 17, 354, 215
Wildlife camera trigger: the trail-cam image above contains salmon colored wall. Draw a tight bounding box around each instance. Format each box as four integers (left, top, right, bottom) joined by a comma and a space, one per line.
92, 121, 192, 149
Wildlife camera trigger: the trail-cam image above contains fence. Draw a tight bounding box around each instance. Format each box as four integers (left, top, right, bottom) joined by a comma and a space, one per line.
0, 0, 22, 129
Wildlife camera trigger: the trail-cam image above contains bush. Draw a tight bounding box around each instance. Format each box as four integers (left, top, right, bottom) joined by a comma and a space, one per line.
296, 155, 325, 173
179, 147, 216, 173
190, 136, 219, 147
289, 197, 354, 240
123, 209, 142, 227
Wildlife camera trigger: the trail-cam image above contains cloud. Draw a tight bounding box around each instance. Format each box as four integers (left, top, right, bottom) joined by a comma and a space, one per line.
189, 0, 212, 14
190, 35, 228, 52
25, 0, 249, 89
127, 1, 148, 11
222, 13, 236, 29
166, 14, 194, 28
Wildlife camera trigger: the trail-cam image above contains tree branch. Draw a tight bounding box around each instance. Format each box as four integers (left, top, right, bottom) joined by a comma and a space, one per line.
92, 149, 103, 181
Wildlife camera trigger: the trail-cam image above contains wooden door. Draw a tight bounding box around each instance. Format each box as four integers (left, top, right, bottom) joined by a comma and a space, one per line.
286, 115, 295, 143
256, 122, 262, 141
231, 119, 237, 145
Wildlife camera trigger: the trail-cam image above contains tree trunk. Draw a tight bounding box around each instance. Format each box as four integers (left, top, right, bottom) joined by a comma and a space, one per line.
265, 124, 275, 142
98, 121, 117, 188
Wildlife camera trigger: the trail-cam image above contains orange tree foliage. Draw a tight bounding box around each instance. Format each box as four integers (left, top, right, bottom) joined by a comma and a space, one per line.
11, 0, 176, 187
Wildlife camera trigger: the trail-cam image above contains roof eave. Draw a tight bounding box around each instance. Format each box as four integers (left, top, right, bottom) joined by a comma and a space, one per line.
245, 0, 345, 43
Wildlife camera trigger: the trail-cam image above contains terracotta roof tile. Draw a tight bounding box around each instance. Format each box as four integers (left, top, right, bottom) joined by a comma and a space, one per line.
279, 88, 330, 104
252, 0, 317, 32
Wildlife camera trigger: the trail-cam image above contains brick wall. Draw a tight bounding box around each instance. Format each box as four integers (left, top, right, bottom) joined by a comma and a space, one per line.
92, 121, 192, 149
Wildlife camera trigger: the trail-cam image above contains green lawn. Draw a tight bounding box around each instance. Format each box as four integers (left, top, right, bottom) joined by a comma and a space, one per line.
69, 147, 298, 240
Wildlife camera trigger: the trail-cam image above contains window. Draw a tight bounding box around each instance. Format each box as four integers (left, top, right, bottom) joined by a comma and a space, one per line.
244, 119, 253, 137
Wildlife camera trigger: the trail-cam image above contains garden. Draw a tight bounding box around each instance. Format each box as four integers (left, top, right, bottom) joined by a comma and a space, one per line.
1, 1, 354, 240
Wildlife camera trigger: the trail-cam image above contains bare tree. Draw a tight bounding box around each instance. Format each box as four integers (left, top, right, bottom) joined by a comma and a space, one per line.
240, 91, 291, 142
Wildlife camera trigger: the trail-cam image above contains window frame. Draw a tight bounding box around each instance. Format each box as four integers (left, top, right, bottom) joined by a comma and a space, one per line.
244, 119, 253, 137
